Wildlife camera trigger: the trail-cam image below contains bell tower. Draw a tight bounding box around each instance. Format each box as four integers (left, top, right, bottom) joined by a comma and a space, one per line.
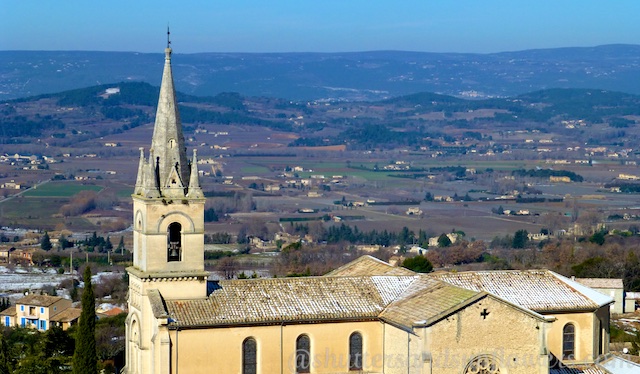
127, 31, 207, 299
125, 31, 208, 374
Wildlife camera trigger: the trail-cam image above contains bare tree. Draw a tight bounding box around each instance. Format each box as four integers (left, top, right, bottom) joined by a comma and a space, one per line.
216, 257, 238, 279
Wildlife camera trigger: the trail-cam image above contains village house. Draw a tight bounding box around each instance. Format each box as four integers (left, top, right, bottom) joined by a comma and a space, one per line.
1, 294, 81, 331
406, 207, 423, 215
0, 180, 21, 189
428, 233, 459, 247
574, 278, 628, 314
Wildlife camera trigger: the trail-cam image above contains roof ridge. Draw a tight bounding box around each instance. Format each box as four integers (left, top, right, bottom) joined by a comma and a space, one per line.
548, 271, 614, 308
446, 268, 550, 275
217, 274, 416, 285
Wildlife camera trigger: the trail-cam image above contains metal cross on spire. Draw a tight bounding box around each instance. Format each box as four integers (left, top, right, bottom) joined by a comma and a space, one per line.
167, 25, 171, 48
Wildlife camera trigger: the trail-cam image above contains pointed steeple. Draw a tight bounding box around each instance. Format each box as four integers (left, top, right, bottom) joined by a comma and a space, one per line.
133, 33, 202, 200
187, 149, 203, 199
134, 148, 145, 195
150, 34, 189, 192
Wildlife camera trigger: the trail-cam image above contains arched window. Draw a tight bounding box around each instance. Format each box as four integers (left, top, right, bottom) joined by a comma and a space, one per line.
563, 323, 575, 360
296, 334, 310, 373
129, 319, 140, 374
349, 332, 363, 371
167, 222, 182, 261
242, 337, 257, 374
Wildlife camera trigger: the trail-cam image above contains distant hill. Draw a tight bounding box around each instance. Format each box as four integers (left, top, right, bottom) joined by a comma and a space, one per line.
3, 81, 640, 152
2, 44, 640, 101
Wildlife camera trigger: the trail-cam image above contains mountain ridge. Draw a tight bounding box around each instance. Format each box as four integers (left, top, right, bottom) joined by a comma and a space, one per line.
2, 44, 640, 102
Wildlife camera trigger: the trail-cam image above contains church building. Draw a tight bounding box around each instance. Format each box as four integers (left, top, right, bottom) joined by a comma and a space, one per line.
124, 40, 631, 374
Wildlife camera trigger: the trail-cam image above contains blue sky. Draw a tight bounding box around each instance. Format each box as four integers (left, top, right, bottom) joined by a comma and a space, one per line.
3, 1, 640, 53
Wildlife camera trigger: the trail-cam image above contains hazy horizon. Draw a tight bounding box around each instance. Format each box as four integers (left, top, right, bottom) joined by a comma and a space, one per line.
3, 43, 640, 56
3, 1, 639, 54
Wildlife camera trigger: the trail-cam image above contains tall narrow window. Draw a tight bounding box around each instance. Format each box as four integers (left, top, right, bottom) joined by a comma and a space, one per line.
167, 222, 182, 261
242, 338, 257, 374
296, 334, 310, 373
597, 319, 603, 357
349, 332, 363, 371
563, 323, 575, 360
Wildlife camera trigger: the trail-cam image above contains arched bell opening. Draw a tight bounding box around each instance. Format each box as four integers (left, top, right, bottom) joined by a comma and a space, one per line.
167, 222, 182, 262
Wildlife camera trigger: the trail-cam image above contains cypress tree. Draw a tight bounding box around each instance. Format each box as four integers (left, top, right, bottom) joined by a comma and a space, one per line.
72, 266, 97, 374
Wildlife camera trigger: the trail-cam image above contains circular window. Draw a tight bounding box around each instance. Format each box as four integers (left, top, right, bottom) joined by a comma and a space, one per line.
465, 355, 501, 374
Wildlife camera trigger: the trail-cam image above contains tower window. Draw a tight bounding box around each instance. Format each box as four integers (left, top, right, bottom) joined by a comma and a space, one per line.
167, 222, 182, 262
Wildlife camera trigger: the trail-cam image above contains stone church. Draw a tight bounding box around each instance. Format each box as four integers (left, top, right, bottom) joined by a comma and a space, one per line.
124, 41, 635, 374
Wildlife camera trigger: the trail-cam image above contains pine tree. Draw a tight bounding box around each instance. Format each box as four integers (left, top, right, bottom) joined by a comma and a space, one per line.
40, 231, 52, 251
72, 266, 97, 374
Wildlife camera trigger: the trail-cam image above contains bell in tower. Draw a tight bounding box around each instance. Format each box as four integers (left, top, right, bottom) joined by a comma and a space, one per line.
167, 222, 182, 261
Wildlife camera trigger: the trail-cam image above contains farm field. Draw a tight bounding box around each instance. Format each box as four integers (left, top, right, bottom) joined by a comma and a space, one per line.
22, 181, 103, 197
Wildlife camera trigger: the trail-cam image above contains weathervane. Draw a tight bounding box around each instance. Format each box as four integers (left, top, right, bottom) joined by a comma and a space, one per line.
167, 25, 171, 48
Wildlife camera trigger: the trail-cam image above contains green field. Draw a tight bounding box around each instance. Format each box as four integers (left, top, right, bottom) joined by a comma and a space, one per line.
22, 182, 103, 197
0, 196, 95, 231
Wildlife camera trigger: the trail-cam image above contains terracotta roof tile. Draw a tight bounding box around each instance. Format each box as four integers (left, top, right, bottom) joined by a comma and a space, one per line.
156, 257, 614, 329
0, 306, 16, 317
429, 270, 609, 312
325, 255, 414, 277
15, 294, 65, 307
49, 307, 81, 323
379, 276, 479, 328
575, 278, 624, 289
165, 276, 417, 327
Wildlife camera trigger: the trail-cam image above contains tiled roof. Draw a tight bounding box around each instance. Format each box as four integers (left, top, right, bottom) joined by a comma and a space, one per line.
379, 276, 480, 328
429, 269, 612, 312
0, 306, 16, 317
575, 278, 624, 290
598, 354, 640, 374
103, 307, 125, 316
50, 307, 81, 322
155, 256, 613, 329
16, 294, 65, 307
165, 275, 417, 327
550, 366, 606, 374
325, 255, 415, 277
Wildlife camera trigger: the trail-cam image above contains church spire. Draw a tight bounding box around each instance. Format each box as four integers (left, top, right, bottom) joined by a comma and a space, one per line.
133, 33, 200, 199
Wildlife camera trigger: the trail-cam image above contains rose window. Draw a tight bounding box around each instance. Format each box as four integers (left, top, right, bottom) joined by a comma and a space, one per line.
465, 355, 500, 374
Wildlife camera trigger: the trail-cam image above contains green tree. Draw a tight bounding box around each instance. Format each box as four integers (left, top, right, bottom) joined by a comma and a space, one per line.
0, 334, 10, 374
589, 229, 606, 245
437, 234, 452, 248
41, 231, 52, 251
512, 229, 529, 249
72, 266, 97, 374
572, 257, 619, 278
42, 325, 75, 373
59, 234, 71, 249
116, 236, 125, 253
401, 255, 433, 273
